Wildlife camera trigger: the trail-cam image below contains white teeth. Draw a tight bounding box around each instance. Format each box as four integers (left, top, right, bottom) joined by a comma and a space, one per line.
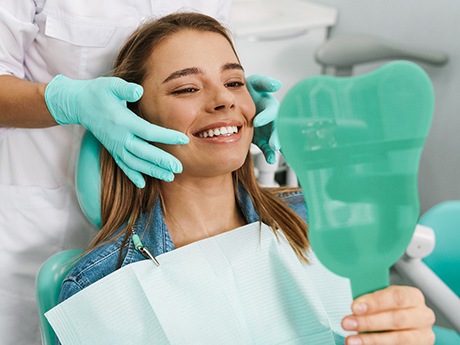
198, 126, 238, 138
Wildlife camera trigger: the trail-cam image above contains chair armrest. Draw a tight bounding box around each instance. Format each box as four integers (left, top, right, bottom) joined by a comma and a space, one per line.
393, 225, 460, 333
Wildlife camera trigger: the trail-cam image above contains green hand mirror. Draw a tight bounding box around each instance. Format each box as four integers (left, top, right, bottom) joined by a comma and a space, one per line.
276, 61, 434, 298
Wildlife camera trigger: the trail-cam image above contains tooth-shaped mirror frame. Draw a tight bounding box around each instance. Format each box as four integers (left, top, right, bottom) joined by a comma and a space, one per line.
276, 61, 434, 298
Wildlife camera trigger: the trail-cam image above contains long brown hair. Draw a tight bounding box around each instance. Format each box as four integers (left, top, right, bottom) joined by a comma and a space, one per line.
89, 12, 309, 261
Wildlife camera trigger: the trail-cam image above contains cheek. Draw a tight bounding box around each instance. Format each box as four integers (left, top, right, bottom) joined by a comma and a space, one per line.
152, 101, 197, 132
240, 93, 257, 123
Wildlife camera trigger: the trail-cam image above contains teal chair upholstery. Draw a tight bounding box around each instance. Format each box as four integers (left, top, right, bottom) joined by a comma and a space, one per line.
36, 249, 83, 345
419, 201, 460, 297
419, 201, 460, 344
432, 327, 460, 345
36, 131, 101, 345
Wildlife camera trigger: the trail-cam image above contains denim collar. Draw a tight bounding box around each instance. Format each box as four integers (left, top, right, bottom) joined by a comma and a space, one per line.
132, 183, 261, 257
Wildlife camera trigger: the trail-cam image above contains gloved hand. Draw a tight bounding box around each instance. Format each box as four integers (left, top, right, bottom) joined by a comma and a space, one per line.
45, 75, 189, 188
247, 74, 282, 165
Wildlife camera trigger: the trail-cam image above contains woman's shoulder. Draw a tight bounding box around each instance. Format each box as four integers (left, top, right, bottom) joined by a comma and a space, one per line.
275, 187, 305, 202
59, 238, 143, 302
273, 187, 309, 222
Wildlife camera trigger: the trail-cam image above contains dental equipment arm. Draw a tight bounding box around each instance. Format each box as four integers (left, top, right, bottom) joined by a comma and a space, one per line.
393, 225, 460, 333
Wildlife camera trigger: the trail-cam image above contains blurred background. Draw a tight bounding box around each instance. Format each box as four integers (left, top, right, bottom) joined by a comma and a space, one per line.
231, 0, 459, 214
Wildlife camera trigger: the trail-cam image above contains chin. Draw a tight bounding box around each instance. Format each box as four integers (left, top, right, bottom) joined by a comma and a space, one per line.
186, 156, 247, 177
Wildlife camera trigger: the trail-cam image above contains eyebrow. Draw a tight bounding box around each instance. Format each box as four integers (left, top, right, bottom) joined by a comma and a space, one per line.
162, 63, 245, 84
222, 62, 244, 72
163, 67, 202, 83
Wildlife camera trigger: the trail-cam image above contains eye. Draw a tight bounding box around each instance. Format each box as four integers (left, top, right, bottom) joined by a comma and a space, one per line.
225, 81, 245, 89
171, 87, 199, 95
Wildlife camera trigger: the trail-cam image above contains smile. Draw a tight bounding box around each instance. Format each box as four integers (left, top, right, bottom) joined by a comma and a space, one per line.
196, 126, 239, 138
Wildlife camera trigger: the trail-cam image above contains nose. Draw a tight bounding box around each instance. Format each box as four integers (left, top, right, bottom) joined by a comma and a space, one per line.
208, 85, 236, 113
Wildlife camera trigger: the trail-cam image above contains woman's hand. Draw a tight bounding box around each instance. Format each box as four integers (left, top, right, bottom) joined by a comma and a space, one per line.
342, 285, 436, 345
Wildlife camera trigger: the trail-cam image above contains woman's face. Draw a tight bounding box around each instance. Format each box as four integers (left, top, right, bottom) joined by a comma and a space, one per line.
139, 29, 256, 179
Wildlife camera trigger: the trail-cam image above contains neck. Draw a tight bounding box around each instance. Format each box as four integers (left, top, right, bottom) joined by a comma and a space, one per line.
159, 174, 246, 248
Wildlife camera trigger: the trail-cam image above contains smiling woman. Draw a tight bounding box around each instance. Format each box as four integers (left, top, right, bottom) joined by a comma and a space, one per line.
86, 12, 308, 255
53, 12, 435, 345
139, 29, 256, 182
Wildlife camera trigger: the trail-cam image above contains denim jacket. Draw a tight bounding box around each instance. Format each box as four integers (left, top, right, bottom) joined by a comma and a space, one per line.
59, 184, 308, 303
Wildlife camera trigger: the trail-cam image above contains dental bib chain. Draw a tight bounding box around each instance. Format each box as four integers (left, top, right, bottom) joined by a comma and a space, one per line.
131, 228, 160, 266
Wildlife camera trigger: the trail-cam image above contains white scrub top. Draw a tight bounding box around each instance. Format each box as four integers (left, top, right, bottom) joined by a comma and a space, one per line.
0, 1, 231, 344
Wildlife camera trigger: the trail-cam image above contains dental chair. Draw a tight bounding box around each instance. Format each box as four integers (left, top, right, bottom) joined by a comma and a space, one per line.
315, 33, 448, 76
37, 146, 460, 345
419, 201, 460, 298
393, 213, 460, 344
36, 250, 83, 345
413, 201, 460, 343
36, 132, 100, 345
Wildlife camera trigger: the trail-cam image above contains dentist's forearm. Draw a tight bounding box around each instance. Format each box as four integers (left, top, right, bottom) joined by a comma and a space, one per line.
0, 75, 57, 128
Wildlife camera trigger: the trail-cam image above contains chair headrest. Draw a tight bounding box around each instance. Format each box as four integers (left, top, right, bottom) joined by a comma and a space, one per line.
75, 131, 102, 229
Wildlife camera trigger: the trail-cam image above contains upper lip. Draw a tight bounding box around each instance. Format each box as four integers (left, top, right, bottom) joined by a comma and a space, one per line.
193, 121, 243, 136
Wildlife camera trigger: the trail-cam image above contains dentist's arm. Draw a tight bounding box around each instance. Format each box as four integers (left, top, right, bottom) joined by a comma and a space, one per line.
342, 285, 436, 345
0, 74, 189, 188
0, 75, 55, 127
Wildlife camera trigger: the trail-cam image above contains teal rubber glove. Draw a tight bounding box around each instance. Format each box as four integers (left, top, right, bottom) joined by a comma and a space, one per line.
45, 75, 189, 188
247, 74, 282, 165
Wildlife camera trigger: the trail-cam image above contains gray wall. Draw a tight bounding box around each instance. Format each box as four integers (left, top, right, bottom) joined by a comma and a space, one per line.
309, 0, 460, 214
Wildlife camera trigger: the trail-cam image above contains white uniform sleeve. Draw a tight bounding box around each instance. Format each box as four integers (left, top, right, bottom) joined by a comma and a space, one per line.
0, 1, 40, 78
